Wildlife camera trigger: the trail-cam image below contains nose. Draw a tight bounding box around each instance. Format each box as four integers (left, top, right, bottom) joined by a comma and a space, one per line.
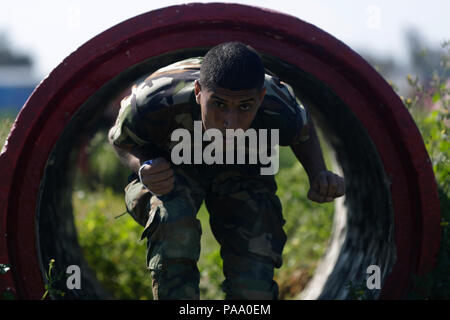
224, 111, 239, 130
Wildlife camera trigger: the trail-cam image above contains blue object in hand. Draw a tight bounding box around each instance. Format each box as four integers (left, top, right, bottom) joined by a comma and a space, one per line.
138, 159, 154, 192
142, 160, 153, 166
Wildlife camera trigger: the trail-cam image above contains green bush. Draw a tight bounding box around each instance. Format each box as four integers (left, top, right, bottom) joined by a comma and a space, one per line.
0, 116, 14, 151
73, 187, 153, 300
73, 130, 131, 193
403, 41, 450, 299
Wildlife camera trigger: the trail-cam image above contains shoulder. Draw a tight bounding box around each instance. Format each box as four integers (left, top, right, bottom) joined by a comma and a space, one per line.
131, 57, 202, 114
261, 73, 305, 119
256, 72, 309, 145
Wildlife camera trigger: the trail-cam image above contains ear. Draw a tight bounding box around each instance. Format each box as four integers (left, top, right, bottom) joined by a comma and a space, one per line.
194, 80, 202, 104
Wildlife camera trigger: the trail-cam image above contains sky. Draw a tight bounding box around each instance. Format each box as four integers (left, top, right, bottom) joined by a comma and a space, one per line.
0, 0, 449, 80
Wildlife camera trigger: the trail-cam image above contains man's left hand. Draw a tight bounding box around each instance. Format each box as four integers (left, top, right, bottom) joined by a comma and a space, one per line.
307, 171, 345, 203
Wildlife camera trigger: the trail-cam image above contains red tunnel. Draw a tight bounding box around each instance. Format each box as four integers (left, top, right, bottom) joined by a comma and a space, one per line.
0, 3, 441, 299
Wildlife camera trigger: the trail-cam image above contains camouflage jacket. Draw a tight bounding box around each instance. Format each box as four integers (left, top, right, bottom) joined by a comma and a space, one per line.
110, 57, 309, 159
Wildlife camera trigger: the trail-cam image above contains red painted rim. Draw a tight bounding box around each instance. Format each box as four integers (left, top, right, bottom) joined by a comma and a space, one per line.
0, 3, 441, 299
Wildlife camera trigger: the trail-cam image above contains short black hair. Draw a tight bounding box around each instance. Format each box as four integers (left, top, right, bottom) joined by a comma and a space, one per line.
200, 42, 265, 91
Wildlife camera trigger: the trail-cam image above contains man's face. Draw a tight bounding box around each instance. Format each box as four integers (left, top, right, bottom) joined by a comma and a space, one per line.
194, 80, 266, 138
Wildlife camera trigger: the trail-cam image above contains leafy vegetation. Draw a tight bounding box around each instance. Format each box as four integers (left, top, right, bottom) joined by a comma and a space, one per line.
0, 116, 14, 152
41, 259, 66, 300
401, 41, 449, 299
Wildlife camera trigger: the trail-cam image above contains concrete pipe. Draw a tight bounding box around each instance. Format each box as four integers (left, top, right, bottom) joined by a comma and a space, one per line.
0, 3, 441, 299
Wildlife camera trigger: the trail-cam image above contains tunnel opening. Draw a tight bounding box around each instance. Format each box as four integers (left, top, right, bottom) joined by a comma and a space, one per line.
35, 48, 397, 299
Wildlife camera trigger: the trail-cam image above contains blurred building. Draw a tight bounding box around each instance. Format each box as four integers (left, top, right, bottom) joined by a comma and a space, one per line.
0, 33, 38, 114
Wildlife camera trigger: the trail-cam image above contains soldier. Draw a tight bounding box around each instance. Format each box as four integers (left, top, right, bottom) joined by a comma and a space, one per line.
108, 42, 345, 300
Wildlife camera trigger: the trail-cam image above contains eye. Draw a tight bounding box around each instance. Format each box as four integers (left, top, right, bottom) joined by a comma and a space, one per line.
239, 104, 252, 111
214, 101, 226, 108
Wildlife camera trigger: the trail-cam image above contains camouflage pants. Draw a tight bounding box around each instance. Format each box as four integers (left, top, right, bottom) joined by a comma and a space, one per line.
125, 163, 287, 300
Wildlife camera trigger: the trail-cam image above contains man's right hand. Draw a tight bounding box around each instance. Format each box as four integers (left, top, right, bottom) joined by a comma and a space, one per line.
139, 157, 175, 196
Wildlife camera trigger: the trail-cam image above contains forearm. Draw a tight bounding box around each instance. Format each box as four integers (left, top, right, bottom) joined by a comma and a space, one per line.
108, 130, 153, 173
290, 116, 327, 182
111, 145, 145, 173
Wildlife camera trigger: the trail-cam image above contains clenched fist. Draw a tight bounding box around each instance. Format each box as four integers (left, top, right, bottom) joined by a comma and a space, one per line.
307, 170, 345, 203
139, 157, 175, 196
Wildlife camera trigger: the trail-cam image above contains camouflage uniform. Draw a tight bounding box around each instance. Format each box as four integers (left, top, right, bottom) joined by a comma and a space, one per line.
110, 57, 309, 300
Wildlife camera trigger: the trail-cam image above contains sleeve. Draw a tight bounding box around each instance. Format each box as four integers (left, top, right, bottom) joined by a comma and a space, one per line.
289, 97, 310, 145
275, 80, 310, 145
109, 87, 151, 150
